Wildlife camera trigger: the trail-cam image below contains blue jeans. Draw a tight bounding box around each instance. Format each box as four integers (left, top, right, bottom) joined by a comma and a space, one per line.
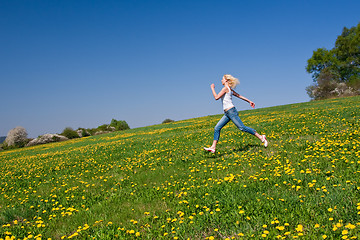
214, 107, 256, 141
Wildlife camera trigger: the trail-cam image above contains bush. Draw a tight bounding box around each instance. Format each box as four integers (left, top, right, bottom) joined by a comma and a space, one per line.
306, 68, 357, 100
61, 127, 79, 139
5, 126, 28, 147
81, 129, 91, 137
109, 119, 130, 131
162, 119, 175, 124
86, 128, 97, 136
97, 124, 110, 132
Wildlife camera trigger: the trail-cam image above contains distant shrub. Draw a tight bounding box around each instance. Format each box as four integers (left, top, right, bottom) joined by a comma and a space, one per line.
87, 128, 97, 136
61, 127, 79, 139
110, 119, 130, 131
162, 119, 175, 124
306, 68, 357, 100
97, 124, 110, 132
5, 126, 28, 147
1, 141, 16, 150
81, 129, 91, 137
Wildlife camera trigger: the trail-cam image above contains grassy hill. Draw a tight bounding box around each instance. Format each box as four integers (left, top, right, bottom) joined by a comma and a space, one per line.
1, 96, 359, 239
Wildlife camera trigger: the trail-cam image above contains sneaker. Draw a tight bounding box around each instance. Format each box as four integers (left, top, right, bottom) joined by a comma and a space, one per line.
204, 147, 216, 153
262, 135, 268, 148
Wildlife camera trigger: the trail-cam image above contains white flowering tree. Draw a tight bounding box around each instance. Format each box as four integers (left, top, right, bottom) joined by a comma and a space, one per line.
5, 126, 28, 147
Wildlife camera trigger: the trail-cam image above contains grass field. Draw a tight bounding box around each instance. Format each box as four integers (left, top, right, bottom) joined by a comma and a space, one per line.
1, 96, 360, 240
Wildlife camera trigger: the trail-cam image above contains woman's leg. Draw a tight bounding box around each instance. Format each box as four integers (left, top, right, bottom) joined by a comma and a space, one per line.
228, 108, 268, 146
206, 115, 230, 151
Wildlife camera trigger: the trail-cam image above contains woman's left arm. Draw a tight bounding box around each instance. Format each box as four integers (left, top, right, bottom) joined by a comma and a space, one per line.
232, 90, 255, 108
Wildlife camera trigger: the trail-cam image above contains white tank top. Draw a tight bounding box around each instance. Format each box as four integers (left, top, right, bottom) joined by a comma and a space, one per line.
221, 86, 234, 110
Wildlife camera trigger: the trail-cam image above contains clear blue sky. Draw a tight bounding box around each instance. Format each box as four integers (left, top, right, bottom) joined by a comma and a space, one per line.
1, 0, 359, 138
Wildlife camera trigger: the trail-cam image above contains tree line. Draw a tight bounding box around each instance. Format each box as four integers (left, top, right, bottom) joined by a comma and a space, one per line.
0, 119, 130, 151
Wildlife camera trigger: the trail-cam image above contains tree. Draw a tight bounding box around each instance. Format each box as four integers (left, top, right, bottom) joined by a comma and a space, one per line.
306, 48, 338, 81
109, 119, 130, 131
61, 127, 80, 139
306, 22, 360, 99
5, 126, 28, 147
334, 24, 360, 87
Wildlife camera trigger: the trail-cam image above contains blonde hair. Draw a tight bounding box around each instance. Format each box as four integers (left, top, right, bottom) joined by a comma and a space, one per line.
224, 74, 240, 88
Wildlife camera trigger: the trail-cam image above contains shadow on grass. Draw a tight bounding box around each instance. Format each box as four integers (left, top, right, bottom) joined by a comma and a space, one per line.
233, 144, 259, 152
203, 143, 259, 158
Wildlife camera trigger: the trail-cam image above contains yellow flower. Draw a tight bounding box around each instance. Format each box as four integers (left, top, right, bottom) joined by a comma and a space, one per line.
345, 223, 356, 229
276, 226, 285, 231
296, 224, 303, 232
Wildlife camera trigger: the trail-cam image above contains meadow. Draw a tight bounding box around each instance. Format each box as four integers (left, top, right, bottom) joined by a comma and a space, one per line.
1, 96, 359, 240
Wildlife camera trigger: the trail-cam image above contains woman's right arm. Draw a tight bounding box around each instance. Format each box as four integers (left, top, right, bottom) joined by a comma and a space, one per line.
211, 84, 227, 100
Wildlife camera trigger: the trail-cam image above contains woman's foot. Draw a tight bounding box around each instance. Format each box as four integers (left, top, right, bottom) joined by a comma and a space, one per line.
204, 147, 216, 153
262, 135, 268, 147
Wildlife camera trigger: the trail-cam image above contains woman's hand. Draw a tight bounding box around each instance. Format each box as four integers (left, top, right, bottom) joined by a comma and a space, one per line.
249, 101, 255, 108
210, 84, 215, 89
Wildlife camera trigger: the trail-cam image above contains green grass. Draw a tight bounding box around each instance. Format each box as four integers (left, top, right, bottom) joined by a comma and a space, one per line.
1, 96, 360, 240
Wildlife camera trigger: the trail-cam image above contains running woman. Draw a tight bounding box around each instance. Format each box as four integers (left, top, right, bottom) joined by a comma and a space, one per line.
204, 74, 268, 153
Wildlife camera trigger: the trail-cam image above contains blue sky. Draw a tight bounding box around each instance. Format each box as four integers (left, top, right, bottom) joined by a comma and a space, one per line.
1, 0, 359, 138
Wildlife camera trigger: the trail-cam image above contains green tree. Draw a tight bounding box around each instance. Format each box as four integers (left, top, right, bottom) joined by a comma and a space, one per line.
306, 48, 338, 81
306, 22, 360, 99
334, 24, 360, 86
109, 119, 130, 131
61, 127, 79, 139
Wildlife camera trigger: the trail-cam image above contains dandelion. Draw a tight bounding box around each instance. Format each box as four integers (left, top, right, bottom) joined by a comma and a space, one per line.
276, 226, 285, 231
345, 223, 356, 229
296, 225, 303, 232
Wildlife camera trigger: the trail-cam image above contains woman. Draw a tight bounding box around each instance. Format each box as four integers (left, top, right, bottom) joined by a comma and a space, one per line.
204, 74, 268, 153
